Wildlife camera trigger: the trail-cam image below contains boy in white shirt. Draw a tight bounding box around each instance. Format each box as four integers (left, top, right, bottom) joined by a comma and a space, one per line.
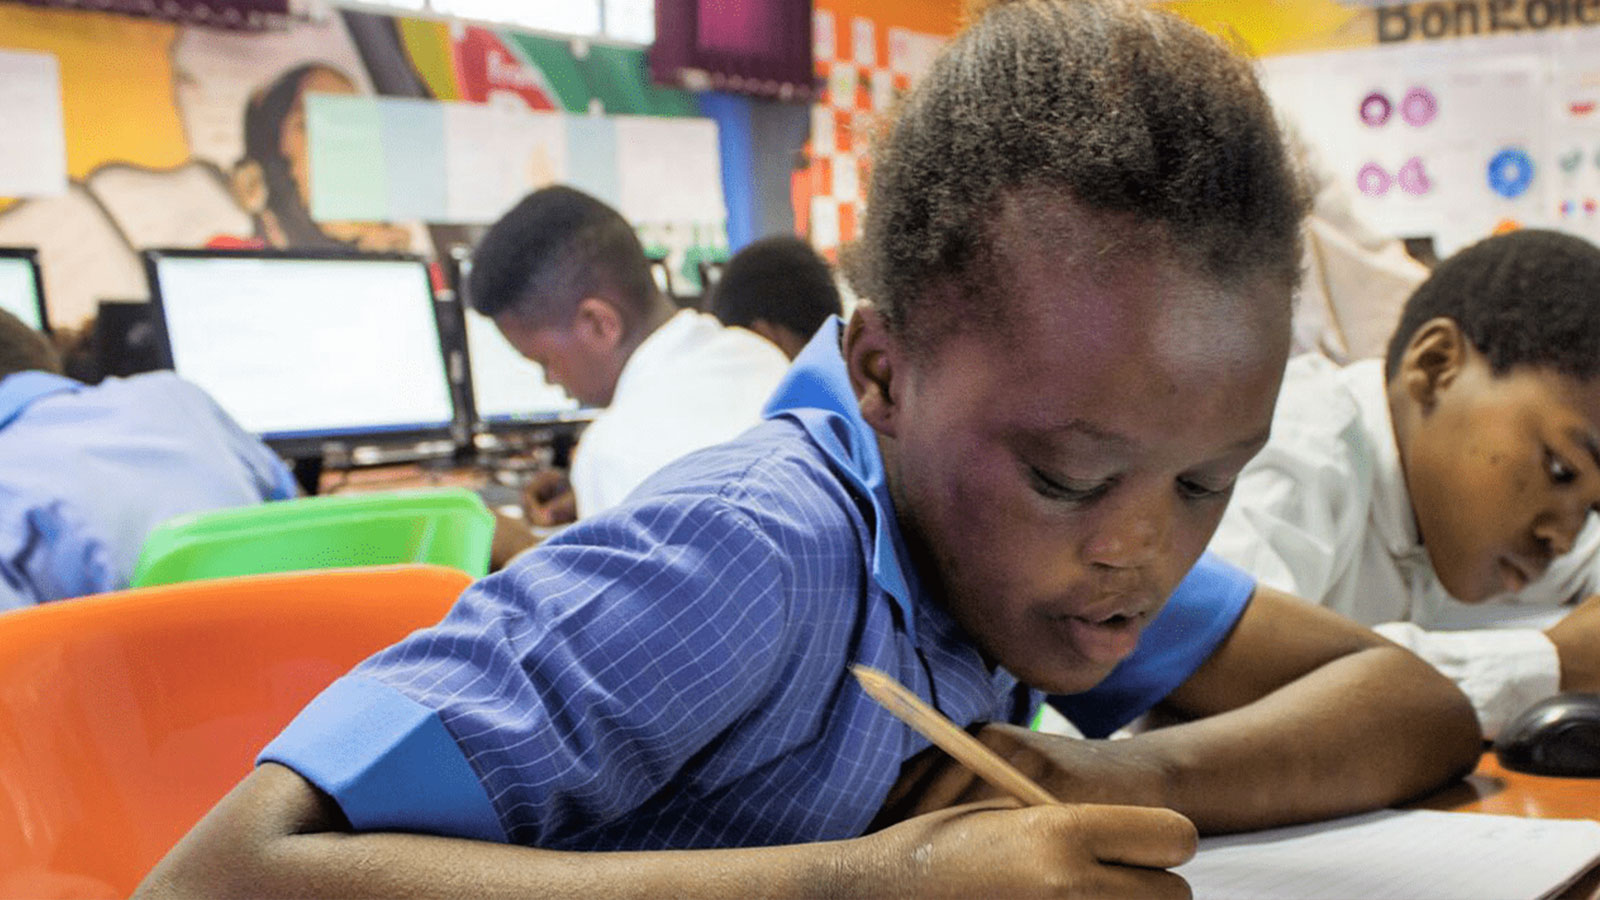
1209, 229, 1600, 736
468, 186, 790, 522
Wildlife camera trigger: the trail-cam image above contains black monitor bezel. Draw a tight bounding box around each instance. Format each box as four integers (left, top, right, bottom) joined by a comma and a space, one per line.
0, 247, 50, 334
443, 246, 596, 436
142, 247, 460, 459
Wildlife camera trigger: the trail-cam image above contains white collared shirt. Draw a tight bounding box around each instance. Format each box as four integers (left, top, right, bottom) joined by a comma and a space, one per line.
1209, 355, 1600, 737
569, 310, 790, 519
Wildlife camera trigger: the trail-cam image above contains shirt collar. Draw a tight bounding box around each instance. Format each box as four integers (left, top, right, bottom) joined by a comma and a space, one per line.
1347, 359, 1422, 557
610, 309, 700, 406
0, 371, 81, 430
762, 317, 924, 637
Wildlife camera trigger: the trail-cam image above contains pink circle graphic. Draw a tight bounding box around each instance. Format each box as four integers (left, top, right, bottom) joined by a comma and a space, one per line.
1357, 162, 1392, 197
1397, 157, 1432, 195
1400, 87, 1438, 127
1360, 92, 1392, 127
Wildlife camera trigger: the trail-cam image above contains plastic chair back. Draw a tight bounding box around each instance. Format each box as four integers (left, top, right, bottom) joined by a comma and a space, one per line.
0, 564, 471, 899
129, 487, 494, 587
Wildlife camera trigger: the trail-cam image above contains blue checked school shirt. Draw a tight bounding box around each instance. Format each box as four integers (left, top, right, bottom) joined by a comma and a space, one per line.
261, 318, 1255, 849
0, 371, 296, 610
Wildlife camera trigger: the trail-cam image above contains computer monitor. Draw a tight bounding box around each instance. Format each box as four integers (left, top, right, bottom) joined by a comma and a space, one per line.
0, 248, 47, 332
449, 250, 580, 429
144, 249, 457, 456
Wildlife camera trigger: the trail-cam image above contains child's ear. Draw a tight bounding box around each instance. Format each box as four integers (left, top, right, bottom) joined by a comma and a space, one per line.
573, 297, 625, 352
1399, 317, 1467, 412
844, 306, 901, 438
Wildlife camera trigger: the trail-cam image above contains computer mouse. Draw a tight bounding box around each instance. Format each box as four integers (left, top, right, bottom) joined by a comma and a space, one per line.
1494, 692, 1600, 777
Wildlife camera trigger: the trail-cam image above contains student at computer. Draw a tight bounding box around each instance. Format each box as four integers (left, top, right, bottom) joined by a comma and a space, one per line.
1208, 229, 1600, 738
0, 310, 295, 610
467, 186, 790, 523
137, 2, 1478, 895
708, 234, 843, 359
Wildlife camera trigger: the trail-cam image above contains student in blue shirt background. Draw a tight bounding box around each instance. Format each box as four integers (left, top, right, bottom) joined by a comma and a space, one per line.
0, 309, 295, 610
139, 1, 1480, 896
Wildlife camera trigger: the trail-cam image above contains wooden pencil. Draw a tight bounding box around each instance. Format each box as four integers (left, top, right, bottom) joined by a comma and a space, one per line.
850, 664, 1060, 807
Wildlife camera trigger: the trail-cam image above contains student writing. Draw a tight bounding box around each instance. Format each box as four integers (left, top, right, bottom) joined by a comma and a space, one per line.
137, 2, 1480, 896
1209, 228, 1600, 737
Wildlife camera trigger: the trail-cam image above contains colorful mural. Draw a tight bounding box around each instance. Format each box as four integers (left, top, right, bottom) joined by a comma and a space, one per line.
0, 6, 716, 327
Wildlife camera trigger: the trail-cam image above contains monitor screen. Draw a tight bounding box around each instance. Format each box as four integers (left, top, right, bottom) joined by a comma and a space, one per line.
147, 252, 456, 444
463, 306, 578, 424
0, 252, 45, 331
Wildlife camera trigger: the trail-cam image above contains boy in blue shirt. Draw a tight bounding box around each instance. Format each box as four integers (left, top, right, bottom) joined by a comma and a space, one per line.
139, 1, 1480, 895
0, 310, 295, 609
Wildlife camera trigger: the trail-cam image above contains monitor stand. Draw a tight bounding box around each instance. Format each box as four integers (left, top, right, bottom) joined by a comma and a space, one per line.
291, 456, 324, 497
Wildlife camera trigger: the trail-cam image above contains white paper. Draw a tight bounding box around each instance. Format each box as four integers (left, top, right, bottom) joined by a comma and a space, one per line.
809, 195, 840, 250
1177, 809, 1600, 900
0, 50, 67, 198
443, 102, 566, 225
814, 10, 837, 62
811, 105, 836, 153
870, 69, 895, 112
614, 116, 725, 225
851, 17, 877, 68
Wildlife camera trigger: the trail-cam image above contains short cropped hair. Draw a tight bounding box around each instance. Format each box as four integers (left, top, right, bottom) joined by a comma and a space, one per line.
0, 309, 63, 380
709, 236, 842, 340
849, 0, 1309, 349
1385, 229, 1600, 382
467, 186, 655, 326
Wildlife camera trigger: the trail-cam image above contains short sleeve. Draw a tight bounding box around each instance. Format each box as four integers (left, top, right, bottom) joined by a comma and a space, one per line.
1048, 553, 1254, 738
261, 494, 794, 847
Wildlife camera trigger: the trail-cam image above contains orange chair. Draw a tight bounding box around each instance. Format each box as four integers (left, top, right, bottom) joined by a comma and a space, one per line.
0, 564, 472, 899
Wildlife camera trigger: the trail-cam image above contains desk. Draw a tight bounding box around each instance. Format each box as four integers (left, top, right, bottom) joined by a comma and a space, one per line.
1415, 751, 1600, 898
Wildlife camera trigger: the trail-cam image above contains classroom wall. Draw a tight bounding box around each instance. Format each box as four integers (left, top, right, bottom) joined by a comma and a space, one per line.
0, 0, 964, 328
0, 5, 727, 327
1166, 0, 1600, 256
797, 0, 961, 256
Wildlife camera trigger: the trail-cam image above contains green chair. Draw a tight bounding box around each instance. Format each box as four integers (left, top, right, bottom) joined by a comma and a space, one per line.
129, 488, 495, 587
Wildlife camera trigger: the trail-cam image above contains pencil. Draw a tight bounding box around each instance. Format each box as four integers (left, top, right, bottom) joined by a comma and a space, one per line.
850, 664, 1059, 807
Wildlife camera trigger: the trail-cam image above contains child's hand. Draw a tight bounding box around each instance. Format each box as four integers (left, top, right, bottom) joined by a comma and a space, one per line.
857, 799, 1196, 898
874, 723, 1165, 824
522, 469, 577, 527
1547, 594, 1600, 692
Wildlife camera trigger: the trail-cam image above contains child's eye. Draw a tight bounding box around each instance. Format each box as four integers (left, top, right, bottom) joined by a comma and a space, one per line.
1027, 466, 1112, 503
1177, 476, 1232, 501
1547, 449, 1578, 485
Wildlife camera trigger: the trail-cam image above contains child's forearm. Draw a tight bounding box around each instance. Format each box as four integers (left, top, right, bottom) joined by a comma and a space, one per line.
135, 764, 863, 900
1130, 642, 1481, 833
138, 762, 1199, 900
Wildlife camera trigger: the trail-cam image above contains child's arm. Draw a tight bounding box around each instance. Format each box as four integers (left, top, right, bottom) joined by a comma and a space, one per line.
1546, 593, 1600, 692
134, 761, 1197, 899
884, 587, 1481, 835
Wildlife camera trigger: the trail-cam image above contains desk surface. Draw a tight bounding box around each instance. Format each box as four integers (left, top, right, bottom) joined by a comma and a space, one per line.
1416, 751, 1600, 898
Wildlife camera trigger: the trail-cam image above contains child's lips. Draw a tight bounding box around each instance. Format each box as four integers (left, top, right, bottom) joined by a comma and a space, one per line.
1048, 609, 1149, 666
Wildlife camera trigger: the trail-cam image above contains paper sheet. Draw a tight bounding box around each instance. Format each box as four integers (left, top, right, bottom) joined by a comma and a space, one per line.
1176, 809, 1600, 900
614, 116, 725, 225
0, 49, 68, 198
306, 93, 388, 221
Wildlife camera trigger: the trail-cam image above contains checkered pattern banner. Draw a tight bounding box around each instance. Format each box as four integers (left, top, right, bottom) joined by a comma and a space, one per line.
794, 11, 943, 257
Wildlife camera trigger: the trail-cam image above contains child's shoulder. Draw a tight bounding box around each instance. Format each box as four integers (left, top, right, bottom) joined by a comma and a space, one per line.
1274, 354, 1387, 450
616, 417, 876, 556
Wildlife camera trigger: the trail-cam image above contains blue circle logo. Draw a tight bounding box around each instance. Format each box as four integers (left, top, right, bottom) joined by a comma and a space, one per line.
1487, 148, 1535, 199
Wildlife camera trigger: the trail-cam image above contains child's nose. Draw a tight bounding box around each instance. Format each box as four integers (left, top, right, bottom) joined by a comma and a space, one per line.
1534, 501, 1588, 558
1082, 494, 1169, 570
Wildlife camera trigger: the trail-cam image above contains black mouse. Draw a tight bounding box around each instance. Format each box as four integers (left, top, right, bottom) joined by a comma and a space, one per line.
1494, 692, 1600, 777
